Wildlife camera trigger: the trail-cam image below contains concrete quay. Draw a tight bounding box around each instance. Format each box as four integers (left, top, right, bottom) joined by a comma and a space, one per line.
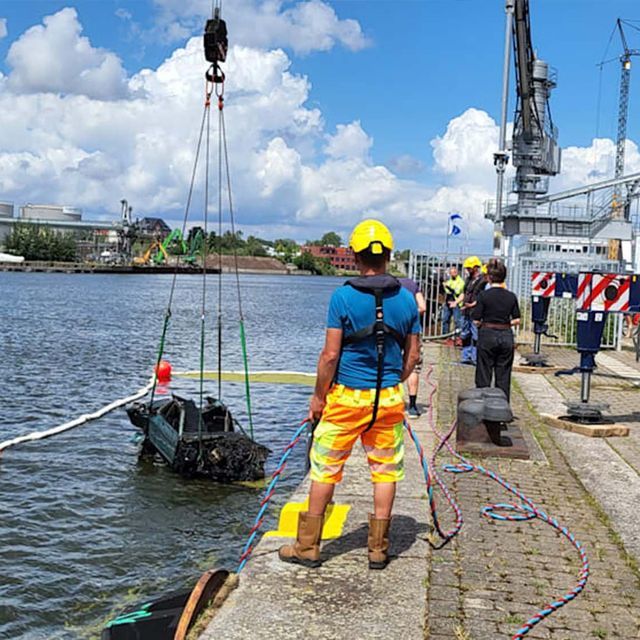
201, 343, 640, 639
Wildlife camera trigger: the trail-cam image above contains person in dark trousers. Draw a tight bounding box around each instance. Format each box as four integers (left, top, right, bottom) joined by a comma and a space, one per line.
460, 256, 485, 365
399, 277, 427, 417
471, 258, 520, 401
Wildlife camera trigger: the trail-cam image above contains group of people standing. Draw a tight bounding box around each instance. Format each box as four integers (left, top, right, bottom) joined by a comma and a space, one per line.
446, 255, 520, 401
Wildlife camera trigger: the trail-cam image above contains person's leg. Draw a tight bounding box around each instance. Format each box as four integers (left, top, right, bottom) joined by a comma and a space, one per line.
494, 332, 515, 401
461, 316, 473, 362
308, 481, 335, 517
475, 330, 493, 389
442, 304, 451, 335
407, 343, 422, 416
363, 394, 405, 569
470, 321, 479, 364
280, 390, 358, 567
373, 482, 396, 519
453, 306, 462, 331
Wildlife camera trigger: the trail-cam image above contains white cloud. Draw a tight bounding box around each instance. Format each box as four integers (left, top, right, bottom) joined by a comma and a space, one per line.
152, 0, 369, 53
552, 137, 640, 191
2, 8, 634, 251
431, 107, 501, 188
0, 18, 7, 40
6, 8, 129, 100
0, 24, 505, 252
324, 121, 372, 160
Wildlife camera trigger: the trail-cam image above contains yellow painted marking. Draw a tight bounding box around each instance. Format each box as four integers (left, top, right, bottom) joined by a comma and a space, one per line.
263, 499, 351, 540
174, 370, 315, 386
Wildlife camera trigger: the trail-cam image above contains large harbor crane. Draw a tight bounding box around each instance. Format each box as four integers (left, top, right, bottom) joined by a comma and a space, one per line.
492, 0, 561, 255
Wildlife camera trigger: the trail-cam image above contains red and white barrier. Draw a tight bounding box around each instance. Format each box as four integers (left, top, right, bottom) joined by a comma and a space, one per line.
531, 271, 556, 297
577, 273, 631, 312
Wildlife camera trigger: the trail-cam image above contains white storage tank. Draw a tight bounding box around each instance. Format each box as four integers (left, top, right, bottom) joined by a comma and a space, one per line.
20, 204, 82, 222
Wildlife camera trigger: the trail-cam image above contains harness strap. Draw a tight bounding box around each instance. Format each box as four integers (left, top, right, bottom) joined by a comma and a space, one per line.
342, 323, 404, 348
341, 276, 405, 433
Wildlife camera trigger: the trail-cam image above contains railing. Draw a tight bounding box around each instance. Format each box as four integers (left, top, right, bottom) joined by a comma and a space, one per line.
409, 252, 622, 349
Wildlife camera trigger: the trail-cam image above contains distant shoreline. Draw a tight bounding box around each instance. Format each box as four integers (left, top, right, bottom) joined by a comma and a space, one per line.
0, 260, 354, 276
0, 261, 298, 275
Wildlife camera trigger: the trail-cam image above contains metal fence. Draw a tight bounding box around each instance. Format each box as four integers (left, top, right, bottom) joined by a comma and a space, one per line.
408, 251, 623, 349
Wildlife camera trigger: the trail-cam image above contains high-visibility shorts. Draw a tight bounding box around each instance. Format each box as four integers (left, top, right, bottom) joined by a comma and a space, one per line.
310, 383, 405, 485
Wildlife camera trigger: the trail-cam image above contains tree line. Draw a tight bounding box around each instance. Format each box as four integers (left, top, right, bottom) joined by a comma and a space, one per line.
1, 221, 349, 273
4, 222, 76, 262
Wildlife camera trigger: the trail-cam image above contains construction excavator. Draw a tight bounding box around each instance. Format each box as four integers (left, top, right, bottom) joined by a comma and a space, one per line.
132, 229, 205, 266
132, 240, 170, 265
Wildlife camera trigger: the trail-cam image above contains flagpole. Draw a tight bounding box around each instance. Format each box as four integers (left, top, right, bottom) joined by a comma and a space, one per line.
444, 213, 450, 258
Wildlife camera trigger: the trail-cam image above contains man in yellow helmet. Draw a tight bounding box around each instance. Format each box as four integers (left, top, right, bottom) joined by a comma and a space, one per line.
279, 219, 421, 570
460, 255, 484, 365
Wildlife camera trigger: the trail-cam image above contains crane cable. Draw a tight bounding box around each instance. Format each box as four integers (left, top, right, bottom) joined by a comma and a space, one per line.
148, 6, 255, 441
148, 100, 210, 409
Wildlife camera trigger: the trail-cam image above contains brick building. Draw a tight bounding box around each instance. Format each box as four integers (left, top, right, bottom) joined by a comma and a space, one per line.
301, 245, 358, 271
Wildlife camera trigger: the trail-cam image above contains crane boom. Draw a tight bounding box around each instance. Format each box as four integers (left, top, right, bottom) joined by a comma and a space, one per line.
510, 0, 560, 217
513, 0, 534, 140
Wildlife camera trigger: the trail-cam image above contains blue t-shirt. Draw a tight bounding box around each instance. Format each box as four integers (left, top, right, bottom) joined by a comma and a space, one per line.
327, 284, 421, 389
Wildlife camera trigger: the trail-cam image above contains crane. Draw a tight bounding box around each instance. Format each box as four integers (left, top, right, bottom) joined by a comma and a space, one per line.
493, 0, 561, 256
614, 20, 640, 182
608, 19, 640, 260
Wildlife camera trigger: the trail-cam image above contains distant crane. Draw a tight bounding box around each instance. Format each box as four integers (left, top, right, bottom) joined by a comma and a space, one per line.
608, 19, 640, 260
614, 20, 640, 182
117, 198, 137, 260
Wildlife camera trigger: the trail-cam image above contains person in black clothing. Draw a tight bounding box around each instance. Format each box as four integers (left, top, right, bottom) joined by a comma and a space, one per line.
460, 256, 485, 365
471, 258, 520, 401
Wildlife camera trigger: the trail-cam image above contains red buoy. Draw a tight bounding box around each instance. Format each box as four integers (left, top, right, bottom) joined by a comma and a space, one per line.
155, 359, 172, 383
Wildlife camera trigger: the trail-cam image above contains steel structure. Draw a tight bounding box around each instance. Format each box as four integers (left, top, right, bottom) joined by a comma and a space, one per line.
492, 0, 561, 250
488, 2, 640, 272
614, 20, 640, 183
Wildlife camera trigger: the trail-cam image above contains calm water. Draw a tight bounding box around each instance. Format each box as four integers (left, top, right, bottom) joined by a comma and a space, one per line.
0, 272, 340, 639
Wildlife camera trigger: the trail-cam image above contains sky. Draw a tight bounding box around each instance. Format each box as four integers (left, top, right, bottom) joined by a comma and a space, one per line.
1, 0, 640, 251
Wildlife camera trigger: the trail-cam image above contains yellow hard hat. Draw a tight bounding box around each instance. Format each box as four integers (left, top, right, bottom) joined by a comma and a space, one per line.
463, 255, 482, 269
349, 219, 394, 255
481, 263, 488, 274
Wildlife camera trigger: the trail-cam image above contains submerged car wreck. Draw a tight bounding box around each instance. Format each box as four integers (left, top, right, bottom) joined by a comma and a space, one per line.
127, 395, 270, 482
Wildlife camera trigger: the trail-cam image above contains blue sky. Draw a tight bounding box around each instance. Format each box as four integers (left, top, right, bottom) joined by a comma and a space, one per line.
1, 1, 640, 249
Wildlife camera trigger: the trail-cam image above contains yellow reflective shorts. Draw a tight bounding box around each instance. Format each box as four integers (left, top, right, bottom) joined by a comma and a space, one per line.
310, 383, 405, 485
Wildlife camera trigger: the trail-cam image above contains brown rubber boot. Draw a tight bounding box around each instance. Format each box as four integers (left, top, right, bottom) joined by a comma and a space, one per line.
368, 514, 391, 570
278, 512, 323, 568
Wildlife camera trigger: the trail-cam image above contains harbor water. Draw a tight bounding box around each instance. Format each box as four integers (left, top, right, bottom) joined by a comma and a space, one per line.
0, 272, 339, 639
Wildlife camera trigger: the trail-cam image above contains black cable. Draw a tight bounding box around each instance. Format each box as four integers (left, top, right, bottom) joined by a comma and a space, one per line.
198, 91, 212, 454
149, 102, 209, 406
217, 94, 223, 400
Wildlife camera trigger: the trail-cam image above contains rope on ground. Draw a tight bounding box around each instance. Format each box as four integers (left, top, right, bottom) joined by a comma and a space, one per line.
405, 364, 589, 639
0, 377, 154, 454
236, 419, 310, 573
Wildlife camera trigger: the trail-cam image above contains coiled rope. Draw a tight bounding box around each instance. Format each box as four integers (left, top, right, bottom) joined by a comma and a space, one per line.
406, 364, 589, 639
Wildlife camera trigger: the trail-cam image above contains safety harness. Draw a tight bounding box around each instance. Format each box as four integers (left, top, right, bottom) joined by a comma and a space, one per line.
342, 274, 406, 431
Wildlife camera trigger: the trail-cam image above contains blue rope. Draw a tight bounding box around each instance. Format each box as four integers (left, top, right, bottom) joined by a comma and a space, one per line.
237, 420, 311, 573
406, 368, 590, 639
